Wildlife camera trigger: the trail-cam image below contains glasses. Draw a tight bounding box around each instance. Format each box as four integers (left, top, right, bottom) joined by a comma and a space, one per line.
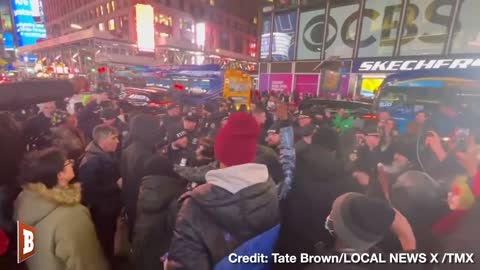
324, 215, 335, 235
64, 159, 74, 168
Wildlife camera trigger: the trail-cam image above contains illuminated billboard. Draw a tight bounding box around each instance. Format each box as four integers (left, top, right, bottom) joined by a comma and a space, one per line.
11, 0, 47, 47
135, 4, 155, 52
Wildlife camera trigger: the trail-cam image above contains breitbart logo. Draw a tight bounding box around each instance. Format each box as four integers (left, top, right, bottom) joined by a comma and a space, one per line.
17, 221, 35, 263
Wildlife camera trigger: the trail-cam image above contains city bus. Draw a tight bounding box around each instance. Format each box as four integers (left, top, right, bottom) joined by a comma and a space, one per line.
375, 69, 480, 133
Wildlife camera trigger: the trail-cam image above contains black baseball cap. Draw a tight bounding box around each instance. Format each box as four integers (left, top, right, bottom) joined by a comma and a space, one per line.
184, 111, 200, 122
168, 126, 188, 143
267, 122, 281, 135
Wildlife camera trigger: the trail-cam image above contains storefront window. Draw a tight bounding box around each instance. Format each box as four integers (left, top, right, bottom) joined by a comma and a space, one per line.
261, 15, 272, 61
324, 0, 359, 59
358, 0, 402, 57
451, 0, 480, 54
296, 2, 326, 60
272, 11, 297, 61
399, 0, 454, 56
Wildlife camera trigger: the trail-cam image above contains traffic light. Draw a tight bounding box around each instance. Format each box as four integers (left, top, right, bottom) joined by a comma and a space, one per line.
98, 67, 107, 73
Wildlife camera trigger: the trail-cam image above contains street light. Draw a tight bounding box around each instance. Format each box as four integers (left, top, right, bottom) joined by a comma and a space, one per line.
70, 24, 83, 30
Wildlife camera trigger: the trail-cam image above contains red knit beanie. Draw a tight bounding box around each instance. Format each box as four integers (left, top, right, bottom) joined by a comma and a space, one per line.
215, 112, 261, 167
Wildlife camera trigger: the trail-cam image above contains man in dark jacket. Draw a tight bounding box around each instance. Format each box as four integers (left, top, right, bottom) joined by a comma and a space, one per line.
77, 93, 108, 142
167, 112, 279, 270
23, 101, 56, 151
275, 127, 361, 270
160, 103, 182, 129
78, 124, 121, 261
121, 114, 162, 235
133, 155, 187, 270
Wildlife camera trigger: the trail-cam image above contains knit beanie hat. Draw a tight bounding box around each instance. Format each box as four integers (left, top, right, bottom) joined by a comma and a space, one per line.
330, 192, 395, 251
450, 176, 475, 210
214, 112, 261, 167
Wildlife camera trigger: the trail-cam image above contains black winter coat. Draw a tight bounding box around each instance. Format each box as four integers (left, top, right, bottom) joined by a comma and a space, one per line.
167, 167, 279, 270
275, 145, 362, 270
121, 141, 155, 228
133, 174, 187, 270
78, 142, 121, 210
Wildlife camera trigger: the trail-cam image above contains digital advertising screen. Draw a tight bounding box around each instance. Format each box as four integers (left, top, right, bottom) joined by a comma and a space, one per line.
11, 0, 47, 47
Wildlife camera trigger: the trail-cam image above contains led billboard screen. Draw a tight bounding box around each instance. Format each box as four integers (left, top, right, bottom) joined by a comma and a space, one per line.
135, 4, 155, 52
11, 0, 47, 46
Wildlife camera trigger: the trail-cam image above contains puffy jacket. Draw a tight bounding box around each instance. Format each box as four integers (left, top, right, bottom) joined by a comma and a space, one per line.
167, 164, 279, 270
14, 183, 108, 270
133, 174, 186, 270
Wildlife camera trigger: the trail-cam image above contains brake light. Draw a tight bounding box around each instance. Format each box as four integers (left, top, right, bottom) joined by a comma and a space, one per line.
149, 101, 172, 107
361, 114, 378, 120
174, 84, 185, 91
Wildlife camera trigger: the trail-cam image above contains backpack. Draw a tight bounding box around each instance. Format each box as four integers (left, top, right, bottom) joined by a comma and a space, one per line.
213, 224, 281, 270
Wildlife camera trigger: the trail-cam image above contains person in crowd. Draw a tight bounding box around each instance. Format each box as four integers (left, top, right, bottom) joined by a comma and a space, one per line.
431, 102, 459, 137
100, 107, 128, 159
198, 103, 216, 137
0, 113, 24, 260
133, 155, 187, 270
121, 114, 163, 236
387, 170, 445, 254
294, 124, 316, 154
303, 192, 416, 270
252, 105, 268, 145
166, 112, 279, 270
352, 124, 386, 197
160, 103, 182, 129
78, 125, 121, 262
294, 109, 313, 142
182, 111, 201, 155
433, 138, 480, 270
77, 91, 109, 143
333, 108, 354, 134
160, 127, 191, 166
192, 137, 215, 167
266, 122, 281, 151
208, 112, 229, 138
50, 112, 86, 163
406, 111, 427, 136
14, 148, 108, 270
24, 101, 56, 151
275, 127, 358, 270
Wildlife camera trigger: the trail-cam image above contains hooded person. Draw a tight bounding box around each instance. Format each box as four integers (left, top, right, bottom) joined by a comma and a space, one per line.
275, 127, 360, 270
14, 148, 108, 270
166, 112, 279, 270
121, 114, 163, 235
303, 193, 397, 270
133, 155, 187, 270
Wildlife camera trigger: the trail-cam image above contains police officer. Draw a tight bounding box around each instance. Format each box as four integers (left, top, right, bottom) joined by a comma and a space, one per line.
182, 111, 201, 155
160, 103, 182, 129
208, 112, 229, 138
160, 126, 191, 166
265, 123, 281, 152
199, 103, 216, 137
294, 109, 313, 143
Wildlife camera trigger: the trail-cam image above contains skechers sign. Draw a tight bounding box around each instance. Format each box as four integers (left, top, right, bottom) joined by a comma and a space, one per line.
353, 58, 480, 73
12, 0, 47, 47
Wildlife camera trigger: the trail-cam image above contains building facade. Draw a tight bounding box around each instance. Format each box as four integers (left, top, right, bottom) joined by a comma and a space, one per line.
258, 0, 480, 98
17, 0, 258, 75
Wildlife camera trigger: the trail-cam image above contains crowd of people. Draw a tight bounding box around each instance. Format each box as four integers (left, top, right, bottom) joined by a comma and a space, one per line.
0, 89, 479, 270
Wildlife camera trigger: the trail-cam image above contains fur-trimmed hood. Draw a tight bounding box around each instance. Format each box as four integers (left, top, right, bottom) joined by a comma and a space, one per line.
14, 183, 82, 227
